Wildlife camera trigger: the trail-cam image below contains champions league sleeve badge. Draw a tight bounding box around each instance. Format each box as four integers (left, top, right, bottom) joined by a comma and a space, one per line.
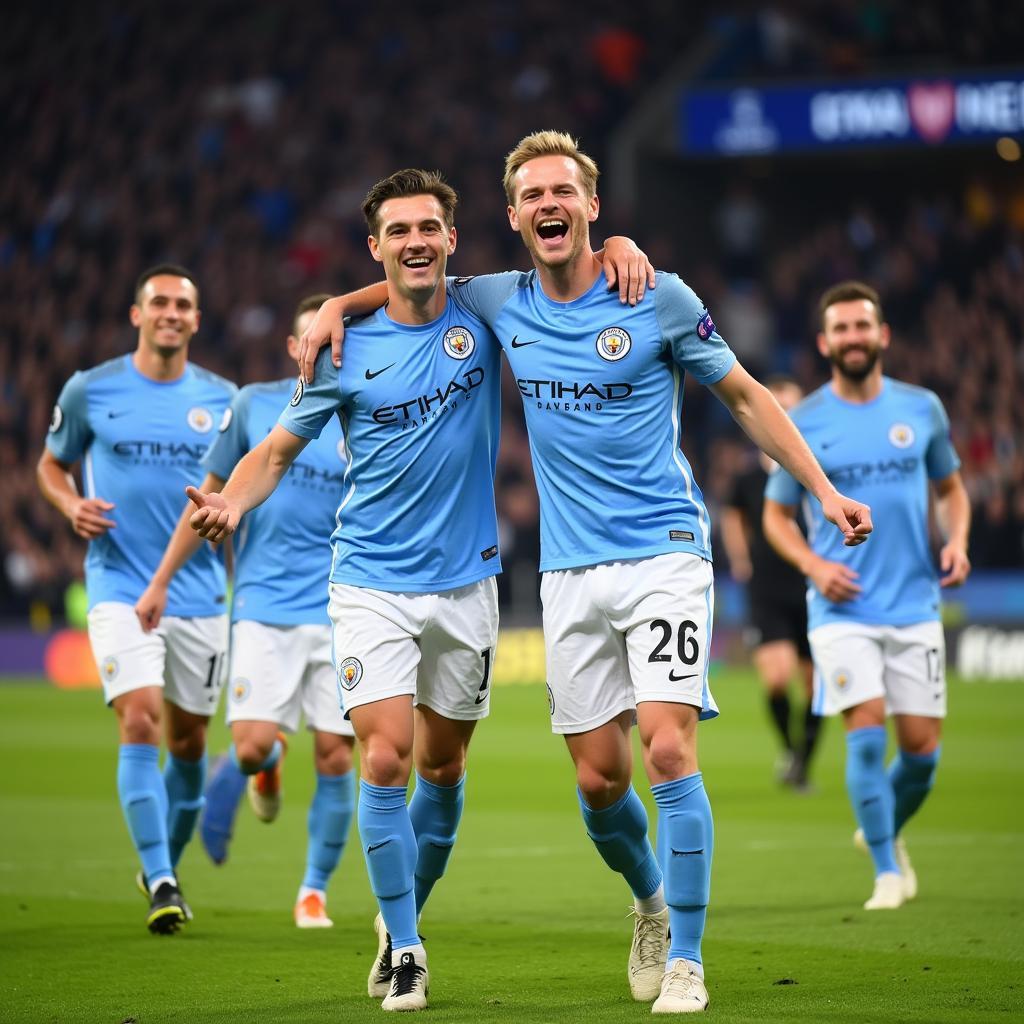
696, 310, 716, 341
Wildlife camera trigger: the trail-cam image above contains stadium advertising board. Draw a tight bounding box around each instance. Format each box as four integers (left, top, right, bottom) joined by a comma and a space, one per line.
680, 72, 1024, 155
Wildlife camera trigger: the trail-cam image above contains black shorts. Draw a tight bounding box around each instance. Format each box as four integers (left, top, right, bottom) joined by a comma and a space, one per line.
745, 592, 811, 659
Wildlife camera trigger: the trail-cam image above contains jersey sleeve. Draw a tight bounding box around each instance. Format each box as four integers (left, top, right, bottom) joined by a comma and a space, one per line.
447, 272, 524, 326
923, 391, 961, 481
764, 462, 803, 506
654, 274, 736, 385
202, 388, 250, 479
45, 371, 92, 463
277, 348, 340, 439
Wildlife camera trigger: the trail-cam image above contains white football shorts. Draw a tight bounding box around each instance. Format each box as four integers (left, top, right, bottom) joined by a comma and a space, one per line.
540, 552, 718, 735
808, 619, 946, 718
87, 601, 227, 715
226, 620, 354, 736
327, 576, 498, 720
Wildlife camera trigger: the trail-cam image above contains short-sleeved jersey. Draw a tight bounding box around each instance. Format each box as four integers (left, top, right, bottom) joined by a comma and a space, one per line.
764, 378, 960, 629
726, 462, 806, 606
450, 270, 736, 571
278, 297, 502, 593
202, 379, 345, 626
45, 354, 236, 615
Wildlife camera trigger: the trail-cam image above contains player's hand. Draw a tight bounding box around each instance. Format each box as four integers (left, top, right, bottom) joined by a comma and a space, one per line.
821, 491, 873, 547
598, 236, 657, 306
808, 556, 862, 603
939, 541, 971, 588
134, 580, 168, 633
298, 297, 347, 383
186, 486, 239, 544
68, 496, 116, 539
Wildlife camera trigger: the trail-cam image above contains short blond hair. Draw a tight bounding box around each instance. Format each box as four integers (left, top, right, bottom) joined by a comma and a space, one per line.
503, 131, 600, 205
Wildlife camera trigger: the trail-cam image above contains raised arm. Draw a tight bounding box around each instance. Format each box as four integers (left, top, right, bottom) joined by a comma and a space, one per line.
711, 363, 872, 547
134, 470, 226, 631
188, 425, 309, 544
37, 448, 116, 539
933, 471, 971, 587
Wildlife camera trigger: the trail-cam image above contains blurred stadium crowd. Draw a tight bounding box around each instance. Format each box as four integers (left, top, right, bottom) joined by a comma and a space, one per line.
2, 0, 1022, 617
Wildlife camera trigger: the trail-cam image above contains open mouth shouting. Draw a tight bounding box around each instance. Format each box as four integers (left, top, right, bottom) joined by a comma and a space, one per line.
535, 218, 569, 249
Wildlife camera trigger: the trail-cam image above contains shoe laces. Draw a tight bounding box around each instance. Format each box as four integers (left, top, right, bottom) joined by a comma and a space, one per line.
661, 963, 702, 1001
374, 933, 393, 981
628, 908, 666, 972
389, 952, 426, 997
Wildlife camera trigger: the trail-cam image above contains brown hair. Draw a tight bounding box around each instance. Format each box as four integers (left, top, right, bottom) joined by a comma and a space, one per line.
503, 130, 600, 205
818, 280, 884, 329
362, 169, 458, 236
293, 294, 332, 334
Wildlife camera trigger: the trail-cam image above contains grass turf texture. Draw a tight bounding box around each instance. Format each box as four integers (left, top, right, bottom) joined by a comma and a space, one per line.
0, 672, 1021, 1023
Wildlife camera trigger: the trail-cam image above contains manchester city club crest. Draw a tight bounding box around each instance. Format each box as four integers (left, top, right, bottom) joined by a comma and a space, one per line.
595, 326, 632, 361
888, 422, 915, 449
338, 656, 363, 690
231, 678, 251, 703
443, 326, 475, 360
187, 407, 213, 433
102, 656, 119, 682
832, 667, 852, 690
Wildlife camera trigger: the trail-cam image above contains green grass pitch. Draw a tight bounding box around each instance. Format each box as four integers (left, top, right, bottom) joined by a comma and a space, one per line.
1, 670, 1021, 1023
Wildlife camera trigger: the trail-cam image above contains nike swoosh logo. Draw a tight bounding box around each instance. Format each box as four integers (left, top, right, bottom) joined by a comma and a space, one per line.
366, 840, 392, 853
365, 363, 396, 380
671, 848, 704, 856
107, 410, 131, 418
820, 439, 841, 449
668, 671, 698, 681
510, 335, 540, 348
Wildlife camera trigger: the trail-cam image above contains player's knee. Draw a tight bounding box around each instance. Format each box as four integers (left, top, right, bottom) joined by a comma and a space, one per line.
118, 705, 161, 746
361, 742, 409, 788
315, 737, 355, 777
576, 762, 628, 809
417, 756, 465, 788
167, 730, 206, 763
645, 732, 695, 782
234, 736, 272, 772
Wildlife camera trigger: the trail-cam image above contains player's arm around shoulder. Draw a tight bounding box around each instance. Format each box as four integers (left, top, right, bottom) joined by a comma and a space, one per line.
712, 362, 872, 547
298, 282, 390, 382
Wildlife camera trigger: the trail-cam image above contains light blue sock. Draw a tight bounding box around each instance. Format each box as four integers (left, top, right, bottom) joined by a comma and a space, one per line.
358, 780, 418, 949
163, 752, 206, 868
302, 770, 356, 891
846, 727, 898, 875
408, 773, 465, 914
890, 747, 940, 836
578, 785, 662, 901
229, 739, 282, 776
652, 772, 713, 966
117, 744, 173, 885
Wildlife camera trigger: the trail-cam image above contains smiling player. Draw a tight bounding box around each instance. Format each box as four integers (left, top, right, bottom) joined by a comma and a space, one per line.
37, 265, 235, 934
764, 281, 970, 911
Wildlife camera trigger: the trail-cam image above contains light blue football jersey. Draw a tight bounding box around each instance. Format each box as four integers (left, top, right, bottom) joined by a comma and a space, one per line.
202, 379, 345, 625
449, 270, 736, 571
46, 355, 236, 615
278, 298, 502, 593
764, 378, 960, 629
